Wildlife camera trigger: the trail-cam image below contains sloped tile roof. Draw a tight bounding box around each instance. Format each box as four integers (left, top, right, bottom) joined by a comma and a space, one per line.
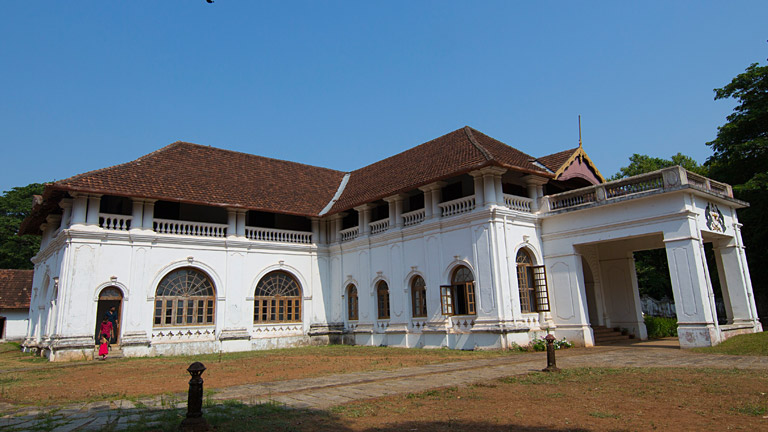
328, 127, 551, 213
52, 142, 347, 217
537, 148, 579, 173
0, 269, 32, 309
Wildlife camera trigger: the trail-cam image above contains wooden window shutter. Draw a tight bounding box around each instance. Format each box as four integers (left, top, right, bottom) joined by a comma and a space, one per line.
440, 285, 454, 315
532, 265, 550, 312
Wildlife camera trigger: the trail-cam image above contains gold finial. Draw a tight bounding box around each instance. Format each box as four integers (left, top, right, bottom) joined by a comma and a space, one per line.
578, 115, 582, 148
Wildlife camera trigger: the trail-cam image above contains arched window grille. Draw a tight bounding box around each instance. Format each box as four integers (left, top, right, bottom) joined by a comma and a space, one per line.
376, 281, 390, 319
411, 276, 427, 318
347, 284, 359, 321
154, 268, 215, 327
254, 271, 302, 323
440, 265, 476, 316
516, 249, 550, 313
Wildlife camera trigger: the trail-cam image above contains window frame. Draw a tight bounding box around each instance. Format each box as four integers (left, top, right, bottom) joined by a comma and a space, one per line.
516, 249, 550, 313
153, 267, 216, 328
411, 276, 427, 318
347, 284, 359, 321
376, 281, 390, 320
253, 271, 303, 324
440, 266, 477, 316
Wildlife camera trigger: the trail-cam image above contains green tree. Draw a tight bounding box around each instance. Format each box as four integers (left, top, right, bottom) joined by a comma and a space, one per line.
0, 183, 45, 269
706, 61, 768, 322
611, 153, 707, 180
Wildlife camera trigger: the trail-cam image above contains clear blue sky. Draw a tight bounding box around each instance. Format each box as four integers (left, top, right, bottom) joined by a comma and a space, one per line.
1, 2, 766, 193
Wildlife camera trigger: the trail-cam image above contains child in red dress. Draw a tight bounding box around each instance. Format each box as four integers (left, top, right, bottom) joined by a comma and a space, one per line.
98, 335, 109, 360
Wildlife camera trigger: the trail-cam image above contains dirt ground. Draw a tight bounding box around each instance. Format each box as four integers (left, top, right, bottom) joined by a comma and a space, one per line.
297, 368, 768, 432
0, 344, 508, 405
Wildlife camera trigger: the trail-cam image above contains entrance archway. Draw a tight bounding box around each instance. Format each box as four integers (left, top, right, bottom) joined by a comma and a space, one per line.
94, 286, 123, 344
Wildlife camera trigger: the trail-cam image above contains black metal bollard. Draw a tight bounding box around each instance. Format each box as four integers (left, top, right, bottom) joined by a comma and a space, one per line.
542, 334, 560, 373
179, 362, 212, 431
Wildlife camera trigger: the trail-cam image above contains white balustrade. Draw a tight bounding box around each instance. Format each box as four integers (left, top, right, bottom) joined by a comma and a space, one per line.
402, 208, 426, 226
545, 166, 734, 212
503, 195, 533, 212
245, 227, 312, 244
153, 218, 227, 238
439, 196, 476, 217
99, 213, 133, 231
369, 218, 389, 235
340, 226, 359, 242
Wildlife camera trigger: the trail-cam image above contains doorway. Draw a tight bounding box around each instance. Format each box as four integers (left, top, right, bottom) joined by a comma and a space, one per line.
94, 286, 123, 344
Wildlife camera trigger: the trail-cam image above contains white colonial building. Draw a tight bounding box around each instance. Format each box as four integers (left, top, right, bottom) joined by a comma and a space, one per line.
19, 127, 761, 361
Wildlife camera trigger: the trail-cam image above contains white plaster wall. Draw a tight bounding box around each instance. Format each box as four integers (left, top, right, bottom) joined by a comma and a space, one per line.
1, 310, 29, 340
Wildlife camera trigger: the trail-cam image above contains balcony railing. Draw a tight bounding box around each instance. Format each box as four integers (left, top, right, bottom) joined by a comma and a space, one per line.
99, 213, 132, 231
154, 219, 228, 238
543, 166, 734, 213
245, 227, 312, 244
402, 208, 425, 226
503, 195, 533, 212
439, 196, 476, 217
340, 226, 359, 242
369, 219, 389, 235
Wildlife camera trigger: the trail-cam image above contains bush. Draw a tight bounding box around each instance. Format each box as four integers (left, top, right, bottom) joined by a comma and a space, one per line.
530, 337, 573, 351
644, 315, 678, 338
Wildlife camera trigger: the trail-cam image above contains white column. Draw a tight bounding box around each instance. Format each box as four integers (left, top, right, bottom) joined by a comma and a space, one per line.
311, 218, 320, 244
523, 175, 548, 212
419, 187, 433, 219
384, 195, 405, 228
355, 204, 372, 235
86, 195, 101, 226
715, 242, 760, 326
494, 174, 504, 205
483, 173, 497, 207
130, 199, 144, 231
59, 199, 73, 230
142, 200, 155, 230
470, 172, 484, 207
227, 209, 237, 238
430, 188, 441, 217
70, 194, 88, 226
333, 214, 344, 242
236, 210, 246, 237
664, 233, 720, 347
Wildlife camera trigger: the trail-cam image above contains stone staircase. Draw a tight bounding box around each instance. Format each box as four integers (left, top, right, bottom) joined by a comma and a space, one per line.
94, 344, 124, 360
592, 326, 633, 345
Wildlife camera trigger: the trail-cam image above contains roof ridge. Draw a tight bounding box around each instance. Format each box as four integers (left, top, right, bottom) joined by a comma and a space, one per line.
463, 126, 492, 161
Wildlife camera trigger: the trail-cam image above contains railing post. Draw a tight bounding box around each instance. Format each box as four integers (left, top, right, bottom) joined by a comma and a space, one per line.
180, 362, 211, 431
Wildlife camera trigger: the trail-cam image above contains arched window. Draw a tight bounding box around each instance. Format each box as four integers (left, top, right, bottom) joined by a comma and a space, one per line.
440, 266, 476, 316
254, 271, 302, 323
516, 249, 550, 313
376, 281, 390, 319
154, 268, 215, 327
347, 284, 359, 321
411, 276, 427, 317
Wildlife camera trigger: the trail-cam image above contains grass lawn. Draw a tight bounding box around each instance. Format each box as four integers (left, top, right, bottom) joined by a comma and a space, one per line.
0, 342, 515, 406
13, 367, 760, 432
692, 331, 768, 356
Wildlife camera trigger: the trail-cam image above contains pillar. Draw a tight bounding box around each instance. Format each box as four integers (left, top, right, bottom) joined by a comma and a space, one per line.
384, 195, 405, 228
70, 194, 88, 226
236, 210, 246, 237
714, 241, 760, 326
664, 234, 719, 347
142, 200, 155, 230
131, 199, 144, 231
59, 199, 73, 230
355, 204, 372, 235
419, 186, 433, 219
227, 209, 237, 238
470, 173, 484, 207
85, 195, 101, 226
311, 218, 320, 244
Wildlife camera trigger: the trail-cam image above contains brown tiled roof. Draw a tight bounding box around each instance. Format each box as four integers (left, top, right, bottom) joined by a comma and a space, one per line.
51, 142, 346, 217
537, 148, 579, 173
0, 269, 32, 309
328, 127, 551, 213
